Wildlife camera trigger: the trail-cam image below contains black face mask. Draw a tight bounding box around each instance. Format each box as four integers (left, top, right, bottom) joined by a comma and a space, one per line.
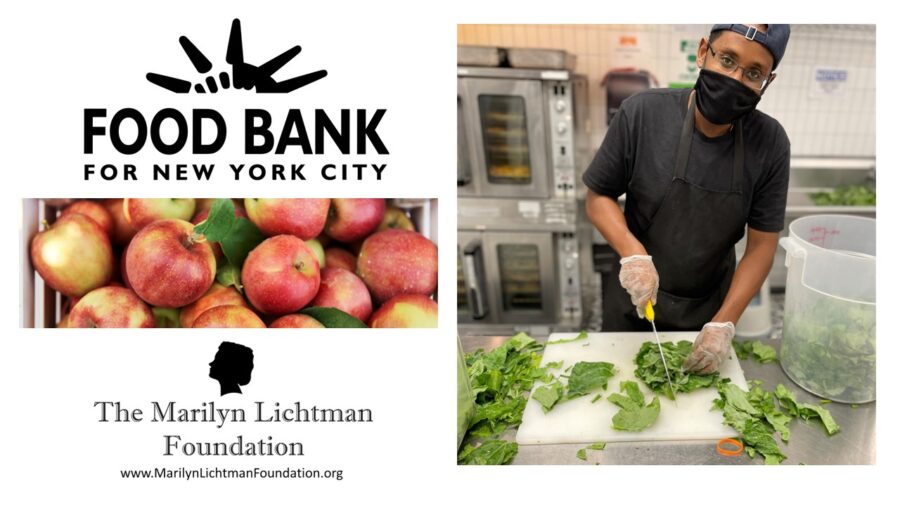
693, 69, 761, 125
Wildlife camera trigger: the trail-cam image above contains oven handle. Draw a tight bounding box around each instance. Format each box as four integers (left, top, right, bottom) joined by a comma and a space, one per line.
463, 240, 488, 320
457, 95, 472, 186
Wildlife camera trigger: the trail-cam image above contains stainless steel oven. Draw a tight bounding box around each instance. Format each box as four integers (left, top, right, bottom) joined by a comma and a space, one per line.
457, 198, 583, 335
458, 67, 586, 200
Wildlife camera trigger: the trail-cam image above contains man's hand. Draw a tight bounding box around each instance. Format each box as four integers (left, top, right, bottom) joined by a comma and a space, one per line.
618, 255, 659, 318
683, 322, 735, 374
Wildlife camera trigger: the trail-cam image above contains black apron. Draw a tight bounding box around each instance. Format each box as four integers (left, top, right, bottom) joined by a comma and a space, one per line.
602, 94, 746, 332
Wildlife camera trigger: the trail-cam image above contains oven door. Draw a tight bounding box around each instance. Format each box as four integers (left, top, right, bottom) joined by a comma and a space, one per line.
459, 77, 550, 199
483, 232, 557, 324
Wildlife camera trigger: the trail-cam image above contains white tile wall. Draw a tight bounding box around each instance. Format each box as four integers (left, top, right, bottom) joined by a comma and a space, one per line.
458, 24, 876, 158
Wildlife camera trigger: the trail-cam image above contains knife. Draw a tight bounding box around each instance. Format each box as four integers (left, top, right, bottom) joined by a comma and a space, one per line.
645, 301, 677, 404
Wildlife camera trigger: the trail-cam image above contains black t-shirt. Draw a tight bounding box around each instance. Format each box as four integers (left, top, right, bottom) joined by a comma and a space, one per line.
582, 88, 790, 234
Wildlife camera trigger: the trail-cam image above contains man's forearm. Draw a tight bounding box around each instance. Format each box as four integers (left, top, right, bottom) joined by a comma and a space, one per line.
585, 191, 646, 258
712, 231, 778, 324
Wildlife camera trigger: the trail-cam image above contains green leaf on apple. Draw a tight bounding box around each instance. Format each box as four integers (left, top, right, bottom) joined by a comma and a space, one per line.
300, 307, 368, 328
152, 307, 181, 328
216, 261, 243, 293
193, 198, 265, 267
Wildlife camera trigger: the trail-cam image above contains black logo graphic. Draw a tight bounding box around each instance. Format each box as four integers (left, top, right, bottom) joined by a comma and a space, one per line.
147, 18, 327, 94
209, 341, 255, 396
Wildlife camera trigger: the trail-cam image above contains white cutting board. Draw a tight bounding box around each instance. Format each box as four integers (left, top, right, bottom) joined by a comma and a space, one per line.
516, 332, 747, 445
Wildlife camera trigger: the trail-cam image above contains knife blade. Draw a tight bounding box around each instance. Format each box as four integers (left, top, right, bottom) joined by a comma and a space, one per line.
645, 301, 677, 404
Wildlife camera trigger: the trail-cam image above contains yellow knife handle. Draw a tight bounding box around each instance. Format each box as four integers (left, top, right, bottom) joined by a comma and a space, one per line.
645, 301, 655, 322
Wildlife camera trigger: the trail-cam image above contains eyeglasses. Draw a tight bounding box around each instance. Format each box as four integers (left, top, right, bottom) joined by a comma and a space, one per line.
706, 45, 772, 91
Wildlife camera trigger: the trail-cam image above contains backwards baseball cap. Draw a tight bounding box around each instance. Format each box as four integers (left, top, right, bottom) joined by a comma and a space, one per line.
711, 24, 791, 70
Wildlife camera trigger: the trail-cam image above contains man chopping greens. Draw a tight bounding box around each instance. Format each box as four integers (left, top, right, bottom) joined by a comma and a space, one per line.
583, 24, 790, 374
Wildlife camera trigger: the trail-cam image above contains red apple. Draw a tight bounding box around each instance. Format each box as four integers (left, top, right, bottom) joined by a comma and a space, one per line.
244, 198, 330, 240
306, 239, 326, 268
192, 305, 266, 328
270, 314, 325, 328
325, 248, 357, 272
30, 213, 114, 297
324, 198, 385, 243
368, 294, 438, 328
102, 198, 137, 246
124, 198, 197, 230
242, 235, 321, 315
180, 283, 248, 328
69, 286, 155, 328
60, 200, 114, 236
120, 244, 132, 289
125, 219, 216, 308
377, 206, 416, 232
310, 267, 373, 322
357, 229, 437, 304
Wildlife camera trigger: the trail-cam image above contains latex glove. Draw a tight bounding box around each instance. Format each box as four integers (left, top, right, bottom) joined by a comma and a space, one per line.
683, 322, 736, 374
618, 255, 659, 319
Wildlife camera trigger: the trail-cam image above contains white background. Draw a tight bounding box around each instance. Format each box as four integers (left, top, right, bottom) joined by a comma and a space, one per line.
2, 1, 899, 505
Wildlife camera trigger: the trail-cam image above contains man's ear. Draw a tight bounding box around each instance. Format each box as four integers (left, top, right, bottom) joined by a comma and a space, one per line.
697, 37, 709, 69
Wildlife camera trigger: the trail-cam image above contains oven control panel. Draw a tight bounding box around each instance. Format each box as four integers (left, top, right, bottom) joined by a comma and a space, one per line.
557, 232, 582, 322
548, 81, 576, 199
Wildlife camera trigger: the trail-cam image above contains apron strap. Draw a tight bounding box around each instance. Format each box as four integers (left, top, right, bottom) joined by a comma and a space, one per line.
673, 96, 696, 180
732, 118, 744, 193
674, 92, 745, 192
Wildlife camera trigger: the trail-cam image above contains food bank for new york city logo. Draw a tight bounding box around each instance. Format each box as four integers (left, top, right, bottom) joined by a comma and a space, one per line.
147, 18, 327, 94
82, 17, 387, 183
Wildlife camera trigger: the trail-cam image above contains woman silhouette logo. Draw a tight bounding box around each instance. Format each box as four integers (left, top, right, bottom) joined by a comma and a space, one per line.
209, 342, 254, 396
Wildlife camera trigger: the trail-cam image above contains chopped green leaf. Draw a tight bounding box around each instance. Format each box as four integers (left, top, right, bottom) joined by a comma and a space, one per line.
546, 330, 588, 346
576, 441, 607, 462
566, 361, 616, 399
797, 403, 841, 436
635, 340, 717, 400
532, 381, 565, 413
774, 384, 840, 436
576, 441, 606, 461
732, 340, 753, 360
590, 393, 602, 403
819, 399, 832, 404
544, 361, 564, 369
751, 341, 778, 363
733, 340, 778, 364
713, 381, 786, 464
459, 333, 545, 464
458, 440, 518, 465
608, 381, 660, 431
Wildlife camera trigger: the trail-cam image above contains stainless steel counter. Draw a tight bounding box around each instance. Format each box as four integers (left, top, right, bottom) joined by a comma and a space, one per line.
460, 335, 876, 465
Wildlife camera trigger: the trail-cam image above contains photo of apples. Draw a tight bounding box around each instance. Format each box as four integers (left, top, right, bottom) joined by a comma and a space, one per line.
24, 198, 438, 328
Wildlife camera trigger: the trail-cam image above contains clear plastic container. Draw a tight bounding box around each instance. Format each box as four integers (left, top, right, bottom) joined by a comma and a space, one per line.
457, 335, 476, 449
779, 215, 875, 403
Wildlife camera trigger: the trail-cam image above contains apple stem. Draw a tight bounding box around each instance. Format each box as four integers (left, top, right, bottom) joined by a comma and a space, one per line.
186, 231, 207, 247
41, 219, 51, 231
